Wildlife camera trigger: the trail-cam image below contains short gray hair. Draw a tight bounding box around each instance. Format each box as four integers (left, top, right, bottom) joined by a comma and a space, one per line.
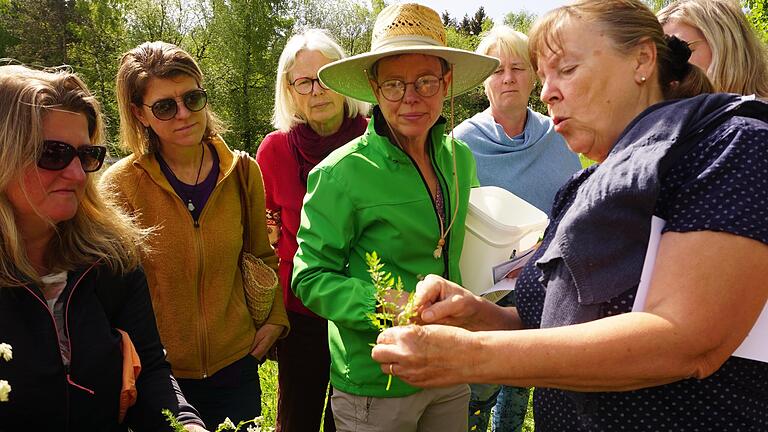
272, 28, 370, 131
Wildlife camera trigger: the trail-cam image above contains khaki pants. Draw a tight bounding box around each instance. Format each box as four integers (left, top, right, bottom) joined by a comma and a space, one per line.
331, 384, 470, 432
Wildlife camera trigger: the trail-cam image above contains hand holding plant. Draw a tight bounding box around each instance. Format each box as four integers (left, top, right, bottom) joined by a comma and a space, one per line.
365, 252, 416, 390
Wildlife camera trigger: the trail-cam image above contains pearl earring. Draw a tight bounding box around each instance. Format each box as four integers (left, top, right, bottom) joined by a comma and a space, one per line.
640, 76, 647, 83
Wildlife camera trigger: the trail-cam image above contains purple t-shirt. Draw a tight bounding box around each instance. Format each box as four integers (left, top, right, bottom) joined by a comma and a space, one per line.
157, 143, 219, 221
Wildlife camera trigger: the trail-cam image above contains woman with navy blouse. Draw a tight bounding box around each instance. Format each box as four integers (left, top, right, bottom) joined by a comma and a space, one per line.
370, 1, 768, 430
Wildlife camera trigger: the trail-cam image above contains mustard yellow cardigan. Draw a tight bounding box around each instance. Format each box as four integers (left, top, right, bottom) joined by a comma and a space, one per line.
100, 136, 288, 379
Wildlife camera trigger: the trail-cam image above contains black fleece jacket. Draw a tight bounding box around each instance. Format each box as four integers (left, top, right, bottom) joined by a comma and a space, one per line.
0, 264, 203, 431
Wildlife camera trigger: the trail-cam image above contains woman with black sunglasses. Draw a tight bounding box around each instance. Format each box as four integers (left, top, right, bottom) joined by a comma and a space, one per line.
0, 65, 206, 431
100, 41, 288, 429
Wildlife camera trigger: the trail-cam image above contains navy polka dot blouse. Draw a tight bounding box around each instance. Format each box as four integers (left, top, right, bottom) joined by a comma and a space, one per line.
513, 115, 768, 431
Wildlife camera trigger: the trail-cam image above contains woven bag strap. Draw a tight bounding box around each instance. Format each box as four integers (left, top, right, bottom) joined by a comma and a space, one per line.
236, 151, 251, 253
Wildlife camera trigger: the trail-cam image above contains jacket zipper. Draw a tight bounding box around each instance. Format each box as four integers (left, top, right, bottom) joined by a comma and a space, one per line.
189, 170, 232, 379
397, 142, 450, 275
429, 147, 452, 278
194, 221, 209, 378
172, 171, 210, 378
149, 152, 238, 379
20, 261, 99, 430
62, 261, 100, 394
188, 167, 230, 379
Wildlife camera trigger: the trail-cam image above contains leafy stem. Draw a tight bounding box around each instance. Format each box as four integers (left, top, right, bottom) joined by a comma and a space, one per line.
364, 252, 417, 390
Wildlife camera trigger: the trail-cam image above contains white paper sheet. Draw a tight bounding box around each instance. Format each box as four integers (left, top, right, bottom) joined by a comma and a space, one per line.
633, 216, 768, 363
477, 248, 538, 303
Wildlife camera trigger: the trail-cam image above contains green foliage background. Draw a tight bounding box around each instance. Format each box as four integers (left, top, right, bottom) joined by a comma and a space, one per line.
2, 0, 765, 430
2, 0, 765, 155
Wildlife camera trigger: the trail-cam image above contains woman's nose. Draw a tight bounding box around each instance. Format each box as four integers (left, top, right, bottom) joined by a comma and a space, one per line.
401, 82, 421, 104
311, 80, 326, 96
174, 99, 192, 119
61, 155, 87, 182
540, 78, 560, 105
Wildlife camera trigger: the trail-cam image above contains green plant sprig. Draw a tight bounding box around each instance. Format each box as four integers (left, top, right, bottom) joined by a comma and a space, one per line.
365, 251, 417, 390
163, 409, 274, 432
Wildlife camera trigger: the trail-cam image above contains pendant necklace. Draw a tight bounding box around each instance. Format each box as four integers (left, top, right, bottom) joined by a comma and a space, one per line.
180, 144, 205, 212
384, 120, 459, 260
188, 144, 205, 211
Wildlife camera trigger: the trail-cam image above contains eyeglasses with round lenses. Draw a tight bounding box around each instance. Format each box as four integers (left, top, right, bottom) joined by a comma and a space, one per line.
377, 75, 444, 102
289, 77, 329, 95
143, 89, 208, 121
38, 140, 107, 173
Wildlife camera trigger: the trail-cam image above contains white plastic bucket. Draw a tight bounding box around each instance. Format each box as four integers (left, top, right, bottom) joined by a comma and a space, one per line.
459, 186, 549, 298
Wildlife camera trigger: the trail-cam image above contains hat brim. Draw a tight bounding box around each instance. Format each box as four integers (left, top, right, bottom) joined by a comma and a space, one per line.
318, 46, 500, 104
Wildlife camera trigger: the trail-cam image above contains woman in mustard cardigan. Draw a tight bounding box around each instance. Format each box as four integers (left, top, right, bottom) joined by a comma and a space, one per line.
100, 41, 288, 429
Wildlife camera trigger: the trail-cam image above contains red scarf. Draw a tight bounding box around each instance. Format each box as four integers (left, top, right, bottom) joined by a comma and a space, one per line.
288, 114, 368, 185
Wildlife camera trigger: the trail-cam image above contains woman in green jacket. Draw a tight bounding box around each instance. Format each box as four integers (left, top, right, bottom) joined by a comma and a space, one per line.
291, 4, 497, 431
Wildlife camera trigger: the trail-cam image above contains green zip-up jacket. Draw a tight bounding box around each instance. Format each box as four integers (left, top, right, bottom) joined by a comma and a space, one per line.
293, 109, 478, 398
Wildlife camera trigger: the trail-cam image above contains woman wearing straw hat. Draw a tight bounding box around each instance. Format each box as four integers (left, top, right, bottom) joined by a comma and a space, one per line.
291, 3, 498, 431
371, 0, 768, 431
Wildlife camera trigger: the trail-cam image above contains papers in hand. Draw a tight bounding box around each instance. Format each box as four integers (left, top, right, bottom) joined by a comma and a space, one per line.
633, 216, 768, 363
478, 248, 537, 303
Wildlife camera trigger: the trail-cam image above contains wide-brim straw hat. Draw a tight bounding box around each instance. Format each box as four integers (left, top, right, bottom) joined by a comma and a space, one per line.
318, 3, 499, 104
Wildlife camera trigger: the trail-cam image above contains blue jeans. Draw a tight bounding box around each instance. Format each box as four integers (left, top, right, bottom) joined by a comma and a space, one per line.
468, 384, 529, 431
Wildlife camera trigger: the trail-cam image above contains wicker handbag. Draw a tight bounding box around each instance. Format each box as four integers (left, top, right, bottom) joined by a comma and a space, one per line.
236, 152, 277, 327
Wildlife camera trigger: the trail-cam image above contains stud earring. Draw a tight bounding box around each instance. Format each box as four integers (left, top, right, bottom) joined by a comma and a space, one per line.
640, 76, 647, 83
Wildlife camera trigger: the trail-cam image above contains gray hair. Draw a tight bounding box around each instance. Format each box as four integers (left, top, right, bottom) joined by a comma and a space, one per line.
272, 28, 370, 131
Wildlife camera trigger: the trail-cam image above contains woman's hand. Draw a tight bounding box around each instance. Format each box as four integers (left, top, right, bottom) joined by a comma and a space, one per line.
266, 222, 280, 246
414, 275, 508, 330
250, 323, 284, 360
371, 324, 477, 388
184, 424, 209, 432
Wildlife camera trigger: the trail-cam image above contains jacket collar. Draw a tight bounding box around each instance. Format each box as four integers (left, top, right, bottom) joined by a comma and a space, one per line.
132, 135, 237, 192
369, 105, 448, 162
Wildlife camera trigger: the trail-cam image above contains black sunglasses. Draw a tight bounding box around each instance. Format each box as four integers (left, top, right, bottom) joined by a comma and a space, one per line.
38, 140, 107, 173
143, 89, 208, 121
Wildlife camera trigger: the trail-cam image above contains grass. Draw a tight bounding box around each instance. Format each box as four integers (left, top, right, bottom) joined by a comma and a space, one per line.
258, 360, 535, 431
258, 360, 279, 427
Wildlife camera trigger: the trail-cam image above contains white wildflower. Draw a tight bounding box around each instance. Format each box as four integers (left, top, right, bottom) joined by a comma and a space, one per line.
0, 343, 12, 362
218, 417, 236, 430
246, 426, 259, 432
0, 380, 11, 402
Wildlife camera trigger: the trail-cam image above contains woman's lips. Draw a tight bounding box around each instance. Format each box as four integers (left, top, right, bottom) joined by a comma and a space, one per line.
51, 189, 78, 196
400, 112, 426, 120
174, 123, 196, 133
552, 117, 568, 133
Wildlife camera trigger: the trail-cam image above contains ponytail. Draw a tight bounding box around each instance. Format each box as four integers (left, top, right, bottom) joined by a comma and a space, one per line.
658, 35, 713, 99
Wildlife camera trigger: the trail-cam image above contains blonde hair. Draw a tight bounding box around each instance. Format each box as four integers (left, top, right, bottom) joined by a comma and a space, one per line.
116, 41, 226, 155
658, 0, 768, 97
0, 65, 146, 286
273, 29, 370, 132
476, 25, 537, 90
529, 0, 712, 100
